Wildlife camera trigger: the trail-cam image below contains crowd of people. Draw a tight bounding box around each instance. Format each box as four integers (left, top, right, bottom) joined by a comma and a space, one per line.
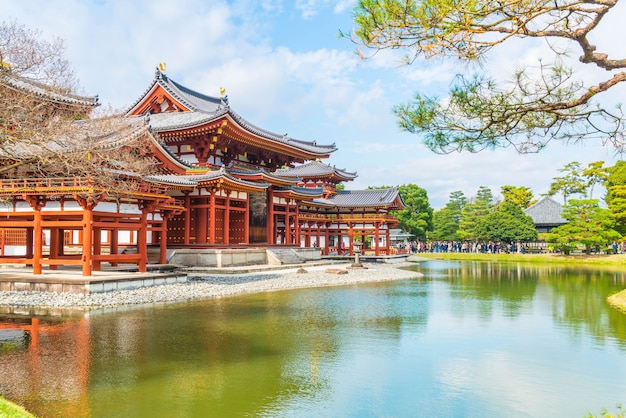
398, 241, 542, 254
397, 240, 626, 254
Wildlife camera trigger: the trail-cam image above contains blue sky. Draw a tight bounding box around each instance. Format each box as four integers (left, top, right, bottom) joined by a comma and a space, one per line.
4, 0, 624, 208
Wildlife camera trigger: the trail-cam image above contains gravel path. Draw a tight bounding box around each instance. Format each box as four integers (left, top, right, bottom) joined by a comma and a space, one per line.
0, 262, 423, 311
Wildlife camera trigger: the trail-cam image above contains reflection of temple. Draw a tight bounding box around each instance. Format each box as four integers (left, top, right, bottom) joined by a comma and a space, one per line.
0, 67, 404, 276
0, 315, 91, 417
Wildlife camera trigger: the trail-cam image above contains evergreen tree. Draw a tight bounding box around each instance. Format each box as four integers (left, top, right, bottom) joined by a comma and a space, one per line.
474, 200, 538, 243
607, 185, 626, 236
459, 186, 493, 240
347, 0, 626, 153
582, 161, 609, 200
501, 185, 534, 208
547, 199, 621, 255
547, 161, 586, 204
430, 190, 466, 241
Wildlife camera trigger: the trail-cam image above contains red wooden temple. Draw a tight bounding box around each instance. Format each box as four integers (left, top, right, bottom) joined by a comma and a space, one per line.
0, 67, 404, 275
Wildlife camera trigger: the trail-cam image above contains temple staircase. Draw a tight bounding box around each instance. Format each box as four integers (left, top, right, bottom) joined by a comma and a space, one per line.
266, 248, 306, 265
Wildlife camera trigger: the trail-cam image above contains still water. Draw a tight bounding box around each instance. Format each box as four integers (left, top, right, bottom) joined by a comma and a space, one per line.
2, 260, 626, 417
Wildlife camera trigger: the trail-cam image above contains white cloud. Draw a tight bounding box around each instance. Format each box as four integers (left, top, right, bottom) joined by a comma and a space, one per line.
5, 0, 624, 212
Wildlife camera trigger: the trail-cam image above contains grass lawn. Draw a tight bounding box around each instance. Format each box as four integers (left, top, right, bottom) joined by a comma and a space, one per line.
0, 395, 36, 418
415, 251, 626, 267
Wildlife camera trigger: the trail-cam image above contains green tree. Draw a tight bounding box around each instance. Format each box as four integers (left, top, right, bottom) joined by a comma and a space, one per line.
346, 0, 626, 154
474, 200, 538, 243
394, 184, 433, 239
607, 185, 626, 236
548, 161, 586, 204
458, 186, 493, 240
605, 161, 626, 206
547, 199, 621, 255
582, 161, 609, 200
501, 185, 533, 208
430, 190, 466, 241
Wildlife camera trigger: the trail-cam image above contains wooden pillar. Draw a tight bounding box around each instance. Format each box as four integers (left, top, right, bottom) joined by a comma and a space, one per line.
49, 228, 58, 270
160, 212, 171, 264
110, 228, 119, 267
267, 189, 275, 244
244, 192, 250, 244
209, 192, 216, 245
294, 201, 300, 246
304, 224, 311, 247
184, 193, 191, 245
385, 227, 391, 254
349, 223, 354, 256
58, 228, 65, 256
33, 209, 42, 274
25, 227, 34, 261
93, 226, 102, 271
138, 208, 148, 272
195, 197, 207, 244
286, 212, 292, 245
375, 222, 380, 256
324, 223, 330, 255
82, 207, 93, 276
223, 192, 230, 245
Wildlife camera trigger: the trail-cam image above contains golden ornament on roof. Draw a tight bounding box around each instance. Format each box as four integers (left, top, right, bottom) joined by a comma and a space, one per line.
220, 86, 226, 97
159, 62, 167, 72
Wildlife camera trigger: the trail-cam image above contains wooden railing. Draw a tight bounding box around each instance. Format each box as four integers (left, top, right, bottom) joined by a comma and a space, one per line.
298, 213, 397, 222
0, 177, 170, 197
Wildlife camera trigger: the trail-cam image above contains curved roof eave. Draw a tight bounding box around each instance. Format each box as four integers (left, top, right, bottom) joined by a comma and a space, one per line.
146, 110, 336, 157
3, 74, 100, 108
275, 161, 357, 180
125, 68, 336, 156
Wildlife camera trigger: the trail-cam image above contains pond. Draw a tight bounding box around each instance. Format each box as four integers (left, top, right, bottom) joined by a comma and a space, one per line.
1, 260, 626, 417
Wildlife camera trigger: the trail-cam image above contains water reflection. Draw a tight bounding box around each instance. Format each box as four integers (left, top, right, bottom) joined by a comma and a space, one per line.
1, 262, 626, 417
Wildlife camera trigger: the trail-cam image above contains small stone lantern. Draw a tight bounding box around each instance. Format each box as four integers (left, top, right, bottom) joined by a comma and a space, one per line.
351, 240, 364, 268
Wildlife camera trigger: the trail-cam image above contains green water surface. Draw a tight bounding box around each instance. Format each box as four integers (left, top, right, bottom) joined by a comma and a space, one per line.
1, 260, 626, 417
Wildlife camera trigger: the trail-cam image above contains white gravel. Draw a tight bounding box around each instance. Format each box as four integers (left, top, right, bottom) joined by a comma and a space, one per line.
0, 262, 423, 311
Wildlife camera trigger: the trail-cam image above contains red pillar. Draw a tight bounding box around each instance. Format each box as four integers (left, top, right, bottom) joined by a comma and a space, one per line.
195, 197, 207, 244
267, 189, 275, 244
375, 222, 380, 256
93, 226, 102, 271
138, 208, 148, 272
348, 223, 354, 256
26, 227, 34, 261
82, 207, 93, 276
49, 228, 59, 271
209, 193, 216, 244
385, 226, 391, 255
110, 228, 119, 267
33, 209, 42, 274
160, 212, 170, 264
224, 193, 230, 245
244, 193, 250, 244
184, 193, 191, 245
294, 200, 300, 246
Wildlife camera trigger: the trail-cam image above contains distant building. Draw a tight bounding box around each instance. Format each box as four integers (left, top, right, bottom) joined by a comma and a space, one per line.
524, 196, 567, 233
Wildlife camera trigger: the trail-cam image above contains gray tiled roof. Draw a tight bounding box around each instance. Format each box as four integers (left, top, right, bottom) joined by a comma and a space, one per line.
275, 161, 357, 179
126, 69, 336, 156
274, 186, 325, 197
316, 188, 403, 208
2, 73, 99, 107
2, 117, 148, 157
524, 196, 567, 226
146, 167, 269, 189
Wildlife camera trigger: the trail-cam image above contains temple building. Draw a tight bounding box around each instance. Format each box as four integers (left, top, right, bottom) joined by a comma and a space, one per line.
0, 67, 404, 275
